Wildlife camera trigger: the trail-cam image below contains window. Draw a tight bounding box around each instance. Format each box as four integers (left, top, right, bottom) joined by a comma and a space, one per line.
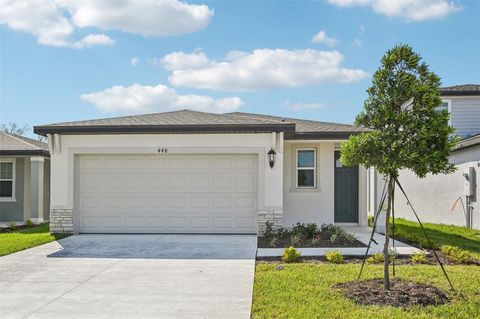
435, 102, 449, 113
0, 161, 15, 199
296, 149, 316, 188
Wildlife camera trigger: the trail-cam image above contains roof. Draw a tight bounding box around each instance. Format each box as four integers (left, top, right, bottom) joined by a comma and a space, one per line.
0, 131, 49, 156
34, 110, 295, 136
440, 84, 480, 96
34, 109, 367, 139
228, 112, 368, 139
454, 133, 480, 152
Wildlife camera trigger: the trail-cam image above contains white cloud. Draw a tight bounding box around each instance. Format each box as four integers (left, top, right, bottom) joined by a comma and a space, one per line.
311, 30, 338, 47
163, 49, 368, 91
0, 0, 214, 48
66, 0, 214, 37
351, 38, 363, 47
328, 0, 460, 22
284, 100, 325, 111
72, 34, 115, 49
81, 84, 244, 114
131, 57, 140, 66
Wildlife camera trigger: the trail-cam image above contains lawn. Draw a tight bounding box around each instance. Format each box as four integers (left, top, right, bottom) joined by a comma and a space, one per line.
253, 263, 480, 319
0, 223, 68, 256
390, 218, 480, 258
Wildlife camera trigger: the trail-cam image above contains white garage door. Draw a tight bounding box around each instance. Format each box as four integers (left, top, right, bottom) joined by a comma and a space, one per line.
75, 154, 258, 234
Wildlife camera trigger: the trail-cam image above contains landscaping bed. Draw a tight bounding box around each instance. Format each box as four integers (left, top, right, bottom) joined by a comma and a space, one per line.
336, 279, 449, 307
258, 222, 366, 248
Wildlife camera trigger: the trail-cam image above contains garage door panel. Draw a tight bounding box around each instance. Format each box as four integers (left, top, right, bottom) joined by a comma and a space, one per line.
76, 154, 257, 233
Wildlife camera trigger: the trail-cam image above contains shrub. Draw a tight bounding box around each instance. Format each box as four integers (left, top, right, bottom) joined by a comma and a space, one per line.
26, 219, 34, 227
325, 250, 344, 264
282, 246, 301, 263
441, 245, 475, 264
367, 253, 384, 264
320, 223, 336, 233
8, 222, 16, 231
263, 222, 286, 248
263, 221, 275, 240
328, 226, 356, 244
311, 234, 322, 245
290, 234, 302, 246
291, 222, 317, 239
411, 252, 428, 264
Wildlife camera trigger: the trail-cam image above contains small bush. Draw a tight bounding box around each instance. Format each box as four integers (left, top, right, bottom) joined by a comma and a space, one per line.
8, 222, 16, 231
282, 246, 301, 263
367, 252, 384, 264
411, 252, 428, 264
290, 233, 302, 246
26, 219, 34, 227
291, 222, 317, 239
311, 234, 322, 245
325, 250, 344, 264
441, 245, 475, 264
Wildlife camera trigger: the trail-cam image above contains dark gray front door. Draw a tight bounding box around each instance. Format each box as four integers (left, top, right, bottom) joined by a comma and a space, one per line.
334, 151, 358, 223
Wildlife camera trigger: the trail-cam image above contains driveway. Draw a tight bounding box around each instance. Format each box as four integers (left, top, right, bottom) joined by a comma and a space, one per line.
0, 234, 257, 319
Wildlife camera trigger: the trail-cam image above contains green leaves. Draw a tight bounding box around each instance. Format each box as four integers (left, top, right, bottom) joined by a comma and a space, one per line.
341, 44, 457, 178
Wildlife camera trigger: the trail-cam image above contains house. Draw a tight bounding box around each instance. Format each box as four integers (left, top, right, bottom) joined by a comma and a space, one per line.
368, 84, 480, 229
33, 110, 369, 234
0, 132, 50, 224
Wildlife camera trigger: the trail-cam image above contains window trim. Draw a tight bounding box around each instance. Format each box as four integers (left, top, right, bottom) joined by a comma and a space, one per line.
295, 148, 316, 189
439, 99, 452, 125
0, 158, 16, 202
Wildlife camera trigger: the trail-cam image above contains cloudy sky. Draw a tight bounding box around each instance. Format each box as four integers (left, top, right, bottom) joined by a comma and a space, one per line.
1, 0, 479, 135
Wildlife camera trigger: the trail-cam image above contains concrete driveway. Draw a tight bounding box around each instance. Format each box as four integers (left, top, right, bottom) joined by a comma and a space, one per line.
0, 234, 257, 319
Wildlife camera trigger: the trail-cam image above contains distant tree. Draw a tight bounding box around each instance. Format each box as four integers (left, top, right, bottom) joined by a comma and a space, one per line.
1, 122, 30, 136
341, 44, 458, 289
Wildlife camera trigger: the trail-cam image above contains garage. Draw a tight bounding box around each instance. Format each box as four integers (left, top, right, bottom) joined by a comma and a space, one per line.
74, 154, 258, 234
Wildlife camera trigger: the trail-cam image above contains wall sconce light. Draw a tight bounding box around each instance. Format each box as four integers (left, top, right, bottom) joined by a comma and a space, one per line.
268, 149, 276, 168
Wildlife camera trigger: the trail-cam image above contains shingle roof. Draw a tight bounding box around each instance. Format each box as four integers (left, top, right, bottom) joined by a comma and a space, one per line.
454, 133, 480, 152
0, 131, 49, 156
440, 84, 480, 96
227, 112, 368, 139
34, 109, 296, 136
34, 109, 366, 140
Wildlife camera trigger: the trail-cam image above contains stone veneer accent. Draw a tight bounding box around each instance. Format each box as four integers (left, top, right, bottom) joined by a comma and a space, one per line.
257, 210, 283, 235
50, 209, 74, 234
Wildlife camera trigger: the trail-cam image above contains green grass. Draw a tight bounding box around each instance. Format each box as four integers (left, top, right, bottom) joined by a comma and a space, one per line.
390, 218, 480, 258
253, 263, 480, 319
0, 223, 68, 256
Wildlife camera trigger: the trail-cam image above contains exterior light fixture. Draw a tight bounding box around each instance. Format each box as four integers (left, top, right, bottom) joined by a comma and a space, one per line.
267, 149, 276, 168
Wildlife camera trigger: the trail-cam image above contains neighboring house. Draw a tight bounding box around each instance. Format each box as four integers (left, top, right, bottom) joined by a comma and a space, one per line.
0, 132, 50, 224
369, 84, 480, 229
33, 110, 369, 234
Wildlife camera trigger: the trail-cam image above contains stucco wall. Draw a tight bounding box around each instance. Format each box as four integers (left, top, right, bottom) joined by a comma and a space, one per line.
369, 148, 480, 229
43, 159, 51, 220
0, 157, 24, 222
282, 142, 368, 227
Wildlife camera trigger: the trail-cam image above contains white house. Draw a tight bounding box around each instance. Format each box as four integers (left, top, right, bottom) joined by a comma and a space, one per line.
34, 110, 369, 234
368, 84, 480, 229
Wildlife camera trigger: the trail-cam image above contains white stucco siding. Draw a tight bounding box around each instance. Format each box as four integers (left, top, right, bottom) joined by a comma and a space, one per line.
49, 133, 283, 214
282, 142, 335, 227
450, 97, 480, 138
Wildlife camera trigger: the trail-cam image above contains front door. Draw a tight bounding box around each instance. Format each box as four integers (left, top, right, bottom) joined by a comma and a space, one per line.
334, 151, 358, 223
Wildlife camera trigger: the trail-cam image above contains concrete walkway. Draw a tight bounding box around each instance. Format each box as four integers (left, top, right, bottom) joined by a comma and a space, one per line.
0, 234, 257, 319
257, 226, 425, 257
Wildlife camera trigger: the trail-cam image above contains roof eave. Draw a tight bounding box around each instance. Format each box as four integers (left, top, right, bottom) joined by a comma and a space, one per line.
285, 131, 364, 140
440, 90, 480, 97
0, 150, 50, 157
33, 123, 296, 136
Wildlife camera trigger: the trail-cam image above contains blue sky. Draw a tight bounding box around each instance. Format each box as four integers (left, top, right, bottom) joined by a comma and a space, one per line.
1, 0, 479, 137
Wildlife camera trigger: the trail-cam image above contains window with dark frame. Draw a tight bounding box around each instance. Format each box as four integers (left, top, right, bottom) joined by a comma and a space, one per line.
0, 162, 14, 198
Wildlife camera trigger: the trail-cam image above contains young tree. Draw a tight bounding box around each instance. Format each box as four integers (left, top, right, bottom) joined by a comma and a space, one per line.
1, 122, 29, 136
341, 44, 457, 289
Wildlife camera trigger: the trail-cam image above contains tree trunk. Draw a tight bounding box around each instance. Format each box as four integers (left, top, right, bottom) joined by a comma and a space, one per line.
384, 177, 394, 290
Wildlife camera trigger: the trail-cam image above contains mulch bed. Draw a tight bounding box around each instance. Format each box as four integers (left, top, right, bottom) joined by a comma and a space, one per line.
336, 279, 450, 307
257, 233, 366, 248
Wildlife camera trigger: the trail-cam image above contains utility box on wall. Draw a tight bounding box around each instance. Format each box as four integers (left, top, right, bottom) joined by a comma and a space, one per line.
463, 166, 476, 200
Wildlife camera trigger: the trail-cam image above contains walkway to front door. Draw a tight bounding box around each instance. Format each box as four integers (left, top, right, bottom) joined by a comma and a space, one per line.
0, 234, 257, 319
334, 150, 359, 223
